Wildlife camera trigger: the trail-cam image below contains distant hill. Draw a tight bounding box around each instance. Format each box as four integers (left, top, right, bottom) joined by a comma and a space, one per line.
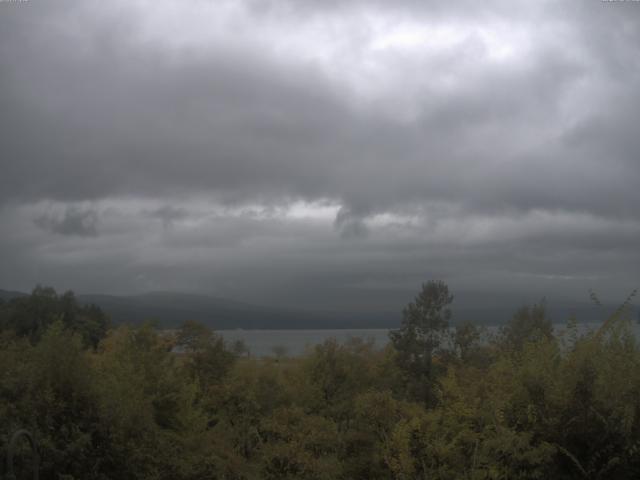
0, 289, 28, 302
0, 288, 393, 329
75, 291, 396, 330
0, 288, 634, 329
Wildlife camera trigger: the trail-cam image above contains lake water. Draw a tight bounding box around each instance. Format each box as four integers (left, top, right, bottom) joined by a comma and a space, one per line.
218, 329, 392, 357
218, 322, 640, 357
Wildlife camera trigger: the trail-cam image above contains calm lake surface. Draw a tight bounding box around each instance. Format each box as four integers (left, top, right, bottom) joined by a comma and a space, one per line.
218, 322, 637, 357
218, 329, 391, 357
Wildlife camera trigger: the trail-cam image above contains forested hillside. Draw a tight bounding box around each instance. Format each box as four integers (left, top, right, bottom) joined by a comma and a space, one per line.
1, 283, 640, 479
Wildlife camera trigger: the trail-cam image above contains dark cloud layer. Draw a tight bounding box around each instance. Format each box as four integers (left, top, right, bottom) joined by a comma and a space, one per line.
35, 206, 99, 237
1, 0, 639, 313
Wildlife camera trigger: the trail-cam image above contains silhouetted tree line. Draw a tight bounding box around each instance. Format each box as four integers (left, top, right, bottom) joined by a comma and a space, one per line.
1, 283, 640, 479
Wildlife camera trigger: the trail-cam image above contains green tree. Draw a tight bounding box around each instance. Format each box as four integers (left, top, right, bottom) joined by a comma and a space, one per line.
453, 321, 487, 365
499, 302, 553, 353
259, 406, 342, 480
389, 280, 453, 405
175, 320, 236, 390
300, 338, 380, 422
0, 286, 109, 348
92, 324, 206, 480
0, 321, 104, 479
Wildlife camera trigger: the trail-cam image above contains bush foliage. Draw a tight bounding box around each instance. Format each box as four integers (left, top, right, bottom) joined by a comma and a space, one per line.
1, 283, 640, 479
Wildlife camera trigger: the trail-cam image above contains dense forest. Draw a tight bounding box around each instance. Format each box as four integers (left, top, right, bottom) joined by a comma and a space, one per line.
1, 283, 640, 479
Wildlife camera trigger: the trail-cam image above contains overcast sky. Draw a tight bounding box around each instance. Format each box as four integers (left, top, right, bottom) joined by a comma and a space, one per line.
1, 0, 639, 312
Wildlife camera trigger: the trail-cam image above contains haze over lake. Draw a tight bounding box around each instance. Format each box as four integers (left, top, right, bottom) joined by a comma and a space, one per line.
218, 322, 640, 357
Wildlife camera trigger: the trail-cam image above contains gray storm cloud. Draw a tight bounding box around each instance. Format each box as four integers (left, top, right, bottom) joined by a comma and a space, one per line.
1, 0, 639, 311
34, 206, 99, 237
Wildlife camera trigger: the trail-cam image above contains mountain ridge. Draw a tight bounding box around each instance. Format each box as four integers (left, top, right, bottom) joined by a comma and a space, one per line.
1, 288, 635, 329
